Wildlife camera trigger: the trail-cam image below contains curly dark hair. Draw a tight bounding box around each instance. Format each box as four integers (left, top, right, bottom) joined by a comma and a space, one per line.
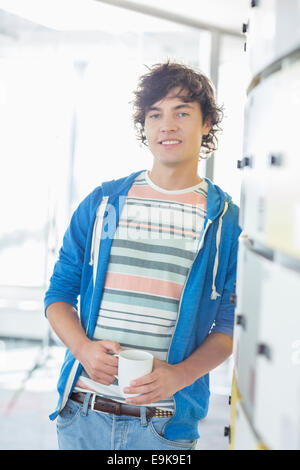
132, 61, 224, 158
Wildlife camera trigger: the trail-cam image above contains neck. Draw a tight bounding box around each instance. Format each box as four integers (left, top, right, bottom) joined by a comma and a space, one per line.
148, 161, 202, 191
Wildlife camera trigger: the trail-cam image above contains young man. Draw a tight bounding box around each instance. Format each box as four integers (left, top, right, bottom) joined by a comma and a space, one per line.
44, 61, 241, 450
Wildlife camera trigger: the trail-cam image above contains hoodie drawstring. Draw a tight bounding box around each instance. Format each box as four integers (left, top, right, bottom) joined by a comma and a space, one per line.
210, 200, 229, 300
89, 214, 98, 266
89, 196, 109, 270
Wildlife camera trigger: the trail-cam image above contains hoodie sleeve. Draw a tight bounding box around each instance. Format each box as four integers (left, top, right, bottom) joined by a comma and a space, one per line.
210, 226, 241, 338
44, 187, 101, 314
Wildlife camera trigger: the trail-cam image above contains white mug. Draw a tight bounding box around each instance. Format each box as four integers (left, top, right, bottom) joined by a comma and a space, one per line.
116, 349, 154, 398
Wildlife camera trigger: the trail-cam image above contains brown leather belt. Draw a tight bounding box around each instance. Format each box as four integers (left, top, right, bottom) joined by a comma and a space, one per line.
70, 391, 173, 418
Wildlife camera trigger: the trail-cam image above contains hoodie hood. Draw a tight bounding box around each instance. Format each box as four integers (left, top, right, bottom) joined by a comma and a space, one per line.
204, 176, 232, 220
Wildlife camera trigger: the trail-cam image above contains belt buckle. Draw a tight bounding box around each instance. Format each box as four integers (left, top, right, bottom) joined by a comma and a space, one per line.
90, 393, 97, 412
91, 393, 122, 417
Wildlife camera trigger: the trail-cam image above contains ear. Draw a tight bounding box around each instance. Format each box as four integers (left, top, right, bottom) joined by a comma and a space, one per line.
202, 119, 212, 136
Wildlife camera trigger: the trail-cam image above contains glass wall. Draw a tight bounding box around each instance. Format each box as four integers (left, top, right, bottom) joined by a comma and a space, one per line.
213, 34, 249, 205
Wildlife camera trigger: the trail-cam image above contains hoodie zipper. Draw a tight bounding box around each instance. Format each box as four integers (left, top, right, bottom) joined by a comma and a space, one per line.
85, 196, 109, 333
162, 200, 229, 435
57, 197, 109, 415
161, 218, 213, 435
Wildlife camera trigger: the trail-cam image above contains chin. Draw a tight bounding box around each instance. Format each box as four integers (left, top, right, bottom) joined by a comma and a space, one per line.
156, 156, 184, 166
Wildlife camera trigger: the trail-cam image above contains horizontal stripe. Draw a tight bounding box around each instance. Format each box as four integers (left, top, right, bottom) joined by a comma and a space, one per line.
93, 326, 172, 350
98, 309, 175, 329
118, 220, 199, 240
108, 255, 189, 276
116, 224, 198, 242
103, 288, 178, 304
114, 234, 201, 251
106, 261, 187, 285
128, 184, 207, 205
114, 343, 168, 356
97, 317, 175, 335
100, 300, 178, 320
97, 323, 174, 342
119, 206, 204, 231
96, 323, 173, 338
99, 307, 176, 326
125, 198, 207, 217
102, 289, 179, 312
104, 272, 184, 299
111, 238, 196, 260
110, 246, 193, 268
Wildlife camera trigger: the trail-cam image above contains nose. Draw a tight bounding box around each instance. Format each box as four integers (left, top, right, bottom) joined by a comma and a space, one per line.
160, 115, 179, 133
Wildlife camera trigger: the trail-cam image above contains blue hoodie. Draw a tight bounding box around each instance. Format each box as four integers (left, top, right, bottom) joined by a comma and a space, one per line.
44, 169, 241, 441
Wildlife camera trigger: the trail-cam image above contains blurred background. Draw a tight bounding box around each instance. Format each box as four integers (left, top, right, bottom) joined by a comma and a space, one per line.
2, 0, 298, 451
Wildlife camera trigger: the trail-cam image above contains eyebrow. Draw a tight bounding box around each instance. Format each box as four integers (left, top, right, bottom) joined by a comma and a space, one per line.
147, 103, 195, 112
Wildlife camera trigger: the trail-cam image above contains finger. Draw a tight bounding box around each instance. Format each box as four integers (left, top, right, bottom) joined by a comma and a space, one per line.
99, 340, 122, 355
102, 353, 119, 368
126, 390, 159, 405
99, 362, 118, 376
87, 360, 118, 380
95, 345, 119, 367
123, 383, 153, 396
129, 371, 156, 387
89, 372, 116, 385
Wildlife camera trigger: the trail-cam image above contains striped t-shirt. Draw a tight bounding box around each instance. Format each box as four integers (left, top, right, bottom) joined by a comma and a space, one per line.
76, 170, 208, 410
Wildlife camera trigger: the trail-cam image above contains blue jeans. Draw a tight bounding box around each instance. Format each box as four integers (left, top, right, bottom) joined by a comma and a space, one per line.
56, 394, 197, 450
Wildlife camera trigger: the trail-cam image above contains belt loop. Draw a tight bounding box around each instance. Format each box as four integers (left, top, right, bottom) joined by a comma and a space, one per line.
140, 406, 148, 427
81, 392, 92, 417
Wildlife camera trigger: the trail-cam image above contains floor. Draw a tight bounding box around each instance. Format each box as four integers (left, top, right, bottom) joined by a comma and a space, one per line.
0, 338, 233, 450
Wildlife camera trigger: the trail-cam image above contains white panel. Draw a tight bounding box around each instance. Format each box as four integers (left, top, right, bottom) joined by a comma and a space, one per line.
240, 60, 300, 258
253, 261, 300, 449
264, 60, 300, 260
239, 74, 277, 242
234, 246, 270, 419
247, 0, 300, 76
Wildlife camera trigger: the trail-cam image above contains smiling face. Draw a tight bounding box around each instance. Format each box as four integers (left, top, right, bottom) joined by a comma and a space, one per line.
144, 87, 211, 167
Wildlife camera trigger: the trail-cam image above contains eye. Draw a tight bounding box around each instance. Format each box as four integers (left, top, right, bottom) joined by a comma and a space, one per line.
178, 112, 189, 117
149, 113, 160, 119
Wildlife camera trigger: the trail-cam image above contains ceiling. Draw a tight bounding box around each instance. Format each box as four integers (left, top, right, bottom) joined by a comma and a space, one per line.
0, 0, 250, 37
101, 0, 250, 34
